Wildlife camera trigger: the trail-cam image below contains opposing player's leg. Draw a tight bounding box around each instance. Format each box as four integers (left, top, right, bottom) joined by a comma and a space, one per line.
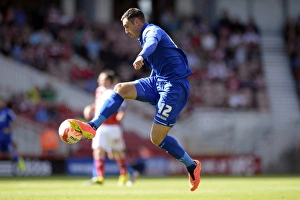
93, 148, 106, 184
85, 162, 104, 185
110, 150, 128, 186
109, 126, 130, 186
86, 128, 106, 185
116, 160, 128, 187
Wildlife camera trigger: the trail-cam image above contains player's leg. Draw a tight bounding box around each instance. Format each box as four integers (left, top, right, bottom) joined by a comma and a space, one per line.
125, 161, 139, 186
113, 150, 127, 176
0, 140, 25, 172
88, 82, 137, 130
150, 123, 197, 171
85, 148, 105, 185
150, 79, 201, 191
113, 150, 139, 187
93, 148, 106, 183
150, 123, 201, 191
109, 125, 129, 186
88, 128, 106, 184
9, 143, 25, 172
0, 140, 9, 159
111, 150, 129, 186
113, 149, 139, 186
69, 82, 137, 138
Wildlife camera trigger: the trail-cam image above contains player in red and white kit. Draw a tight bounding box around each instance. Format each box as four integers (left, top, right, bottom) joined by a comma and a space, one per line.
84, 70, 135, 186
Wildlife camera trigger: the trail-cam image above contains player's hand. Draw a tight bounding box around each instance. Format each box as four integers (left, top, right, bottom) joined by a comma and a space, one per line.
83, 105, 95, 121
133, 55, 144, 70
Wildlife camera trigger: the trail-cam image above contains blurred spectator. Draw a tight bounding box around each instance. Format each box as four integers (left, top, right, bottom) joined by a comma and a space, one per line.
247, 17, 260, 34
40, 83, 57, 102
129, 145, 153, 175
35, 107, 50, 124
243, 26, 260, 46
283, 16, 300, 98
201, 29, 217, 52
159, 7, 179, 34
231, 15, 245, 34
226, 69, 241, 92
27, 86, 41, 104
186, 47, 201, 71
207, 56, 228, 81
40, 124, 59, 156
217, 9, 231, 31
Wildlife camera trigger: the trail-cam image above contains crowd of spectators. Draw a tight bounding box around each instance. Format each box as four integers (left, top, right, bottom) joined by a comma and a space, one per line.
161, 10, 268, 111
0, 4, 269, 126
283, 15, 300, 99
0, 5, 143, 93
6, 83, 80, 128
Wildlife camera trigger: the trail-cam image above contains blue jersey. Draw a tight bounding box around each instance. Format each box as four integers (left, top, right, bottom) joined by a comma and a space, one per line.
0, 107, 15, 141
134, 23, 193, 127
138, 22, 192, 80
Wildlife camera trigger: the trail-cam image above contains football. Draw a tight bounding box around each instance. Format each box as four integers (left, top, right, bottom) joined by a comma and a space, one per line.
58, 119, 83, 144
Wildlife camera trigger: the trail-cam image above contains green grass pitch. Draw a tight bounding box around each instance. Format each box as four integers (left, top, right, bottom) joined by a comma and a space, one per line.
0, 175, 299, 200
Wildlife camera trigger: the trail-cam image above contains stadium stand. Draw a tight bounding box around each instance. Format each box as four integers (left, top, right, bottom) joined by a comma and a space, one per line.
283, 16, 300, 100
0, 3, 269, 158
0, 4, 267, 112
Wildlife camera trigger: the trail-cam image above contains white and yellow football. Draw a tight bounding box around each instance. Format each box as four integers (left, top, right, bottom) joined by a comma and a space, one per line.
58, 119, 83, 144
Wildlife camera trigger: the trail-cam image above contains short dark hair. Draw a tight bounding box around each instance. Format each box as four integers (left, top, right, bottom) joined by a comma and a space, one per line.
121, 8, 145, 23
102, 69, 115, 83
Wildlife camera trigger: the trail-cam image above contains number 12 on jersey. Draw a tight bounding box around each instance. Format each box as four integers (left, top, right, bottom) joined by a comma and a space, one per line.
158, 103, 172, 117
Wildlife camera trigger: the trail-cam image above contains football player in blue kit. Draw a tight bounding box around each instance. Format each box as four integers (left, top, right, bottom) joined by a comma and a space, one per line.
69, 8, 201, 191
0, 96, 25, 171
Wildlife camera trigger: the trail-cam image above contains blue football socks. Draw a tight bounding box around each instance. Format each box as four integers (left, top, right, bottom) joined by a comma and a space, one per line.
126, 163, 135, 177
89, 92, 124, 129
92, 160, 97, 178
158, 135, 196, 168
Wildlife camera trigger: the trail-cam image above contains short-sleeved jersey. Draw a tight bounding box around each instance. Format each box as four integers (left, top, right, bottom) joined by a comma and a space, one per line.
95, 86, 126, 125
0, 107, 15, 140
138, 22, 193, 80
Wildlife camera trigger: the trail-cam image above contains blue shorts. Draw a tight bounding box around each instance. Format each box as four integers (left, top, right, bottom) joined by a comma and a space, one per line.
134, 77, 190, 127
